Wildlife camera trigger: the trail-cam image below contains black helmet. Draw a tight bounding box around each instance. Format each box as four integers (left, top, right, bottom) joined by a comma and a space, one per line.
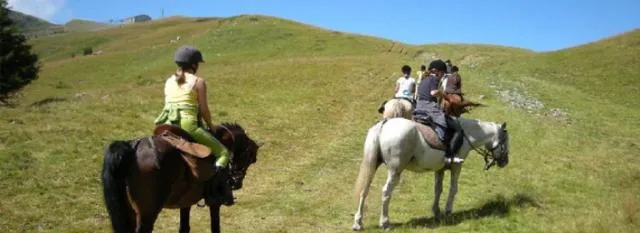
174, 45, 204, 64
428, 59, 447, 72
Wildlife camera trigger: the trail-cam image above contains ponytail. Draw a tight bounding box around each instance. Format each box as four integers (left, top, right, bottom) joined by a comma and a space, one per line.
175, 68, 186, 85
175, 62, 192, 85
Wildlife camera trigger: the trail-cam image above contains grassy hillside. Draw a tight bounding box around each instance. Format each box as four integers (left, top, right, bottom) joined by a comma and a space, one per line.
1, 15, 638, 233
64, 19, 114, 32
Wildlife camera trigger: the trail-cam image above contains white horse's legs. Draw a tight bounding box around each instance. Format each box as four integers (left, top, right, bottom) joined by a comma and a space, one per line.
353, 182, 371, 231
432, 169, 445, 217
379, 169, 401, 229
445, 164, 462, 214
352, 151, 381, 231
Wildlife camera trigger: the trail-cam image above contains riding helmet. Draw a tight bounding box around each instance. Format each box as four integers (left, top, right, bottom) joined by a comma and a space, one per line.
428, 59, 447, 72
174, 45, 204, 64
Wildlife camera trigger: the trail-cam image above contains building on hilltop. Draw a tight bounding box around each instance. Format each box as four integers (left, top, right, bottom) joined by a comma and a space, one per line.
122, 15, 152, 24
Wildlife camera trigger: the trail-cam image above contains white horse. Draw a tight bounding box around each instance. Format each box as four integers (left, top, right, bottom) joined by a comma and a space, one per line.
380, 98, 414, 119
352, 117, 510, 230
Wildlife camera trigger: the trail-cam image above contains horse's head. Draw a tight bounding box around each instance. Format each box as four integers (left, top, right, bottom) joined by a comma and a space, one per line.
485, 122, 509, 168
212, 123, 262, 190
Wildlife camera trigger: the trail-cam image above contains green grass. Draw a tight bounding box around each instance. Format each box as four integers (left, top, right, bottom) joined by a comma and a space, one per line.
1, 15, 639, 233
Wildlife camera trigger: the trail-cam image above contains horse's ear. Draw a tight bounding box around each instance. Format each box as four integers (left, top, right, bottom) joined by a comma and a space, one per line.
256, 141, 265, 148
501, 122, 507, 130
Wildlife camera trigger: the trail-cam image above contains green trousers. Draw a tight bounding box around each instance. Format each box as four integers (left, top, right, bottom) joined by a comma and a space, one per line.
155, 105, 230, 167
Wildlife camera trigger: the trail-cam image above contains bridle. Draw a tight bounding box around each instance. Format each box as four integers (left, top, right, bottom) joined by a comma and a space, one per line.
462, 126, 509, 171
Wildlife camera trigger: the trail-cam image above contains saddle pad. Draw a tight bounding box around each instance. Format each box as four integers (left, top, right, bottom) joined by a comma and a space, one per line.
415, 122, 445, 150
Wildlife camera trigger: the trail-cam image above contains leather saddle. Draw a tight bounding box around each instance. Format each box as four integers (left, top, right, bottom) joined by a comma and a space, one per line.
412, 116, 445, 150
153, 124, 215, 182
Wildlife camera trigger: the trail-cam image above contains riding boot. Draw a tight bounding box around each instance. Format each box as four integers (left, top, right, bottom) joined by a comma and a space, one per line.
442, 127, 455, 164
449, 130, 465, 164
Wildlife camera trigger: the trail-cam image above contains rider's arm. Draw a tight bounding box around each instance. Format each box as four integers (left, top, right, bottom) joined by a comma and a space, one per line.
428, 77, 443, 97
430, 90, 443, 98
395, 80, 400, 93
195, 78, 215, 130
410, 81, 416, 94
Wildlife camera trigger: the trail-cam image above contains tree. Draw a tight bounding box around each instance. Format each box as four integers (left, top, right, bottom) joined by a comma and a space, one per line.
0, 0, 40, 103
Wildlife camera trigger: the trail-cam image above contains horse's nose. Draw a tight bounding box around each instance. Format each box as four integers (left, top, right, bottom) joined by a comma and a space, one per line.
232, 182, 243, 190
498, 158, 509, 167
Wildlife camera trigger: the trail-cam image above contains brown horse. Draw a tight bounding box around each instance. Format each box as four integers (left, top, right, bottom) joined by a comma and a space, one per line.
440, 93, 484, 117
101, 122, 261, 233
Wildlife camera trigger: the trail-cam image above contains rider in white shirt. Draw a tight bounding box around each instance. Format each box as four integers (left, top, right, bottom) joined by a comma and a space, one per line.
395, 65, 416, 102
377, 65, 416, 113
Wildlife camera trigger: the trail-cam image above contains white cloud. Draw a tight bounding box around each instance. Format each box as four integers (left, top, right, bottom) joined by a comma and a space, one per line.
7, 0, 65, 20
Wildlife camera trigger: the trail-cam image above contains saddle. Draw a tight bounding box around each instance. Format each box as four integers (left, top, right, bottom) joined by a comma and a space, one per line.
153, 124, 215, 182
412, 117, 445, 150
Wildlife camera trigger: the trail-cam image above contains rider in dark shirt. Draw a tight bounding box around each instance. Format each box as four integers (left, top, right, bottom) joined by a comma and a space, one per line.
414, 60, 465, 164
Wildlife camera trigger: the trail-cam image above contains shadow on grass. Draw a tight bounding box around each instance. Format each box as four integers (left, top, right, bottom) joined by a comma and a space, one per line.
396, 193, 541, 229
29, 97, 67, 107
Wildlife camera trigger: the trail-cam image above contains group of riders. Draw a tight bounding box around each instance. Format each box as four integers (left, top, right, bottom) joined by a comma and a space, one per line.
152, 45, 468, 202
379, 59, 467, 165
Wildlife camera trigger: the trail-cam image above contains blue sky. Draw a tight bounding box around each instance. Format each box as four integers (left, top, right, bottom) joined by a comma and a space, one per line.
7, 0, 640, 51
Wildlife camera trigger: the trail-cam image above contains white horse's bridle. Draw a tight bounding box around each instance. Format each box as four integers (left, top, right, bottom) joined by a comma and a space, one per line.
462, 124, 509, 170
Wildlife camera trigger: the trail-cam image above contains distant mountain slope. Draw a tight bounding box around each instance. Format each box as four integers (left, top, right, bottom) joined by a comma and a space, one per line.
8, 9, 58, 32
64, 19, 114, 32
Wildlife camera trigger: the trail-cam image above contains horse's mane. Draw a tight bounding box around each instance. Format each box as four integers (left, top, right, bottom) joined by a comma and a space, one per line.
220, 122, 246, 135
459, 117, 501, 135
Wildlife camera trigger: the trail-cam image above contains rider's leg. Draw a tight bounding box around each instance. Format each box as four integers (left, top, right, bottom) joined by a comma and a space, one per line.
180, 119, 231, 168
449, 129, 465, 164
191, 128, 230, 168
445, 116, 464, 164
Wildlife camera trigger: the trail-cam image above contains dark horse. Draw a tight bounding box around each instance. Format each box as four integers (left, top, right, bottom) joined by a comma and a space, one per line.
101, 123, 261, 233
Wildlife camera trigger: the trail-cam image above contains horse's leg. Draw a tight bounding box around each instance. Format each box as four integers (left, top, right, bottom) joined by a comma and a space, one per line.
379, 169, 401, 229
133, 184, 168, 233
136, 208, 162, 233
352, 148, 381, 231
432, 169, 445, 218
445, 164, 462, 215
179, 207, 191, 233
210, 204, 221, 233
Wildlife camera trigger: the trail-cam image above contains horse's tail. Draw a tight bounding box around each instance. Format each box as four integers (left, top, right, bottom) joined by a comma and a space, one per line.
101, 140, 136, 232
355, 120, 386, 201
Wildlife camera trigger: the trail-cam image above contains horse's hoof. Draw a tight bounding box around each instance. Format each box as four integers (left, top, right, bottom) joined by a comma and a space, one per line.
379, 222, 391, 230
352, 223, 363, 231
432, 209, 441, 219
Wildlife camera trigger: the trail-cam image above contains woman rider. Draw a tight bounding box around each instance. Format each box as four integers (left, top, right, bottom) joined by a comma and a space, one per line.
414, 59, 464, 164
154, 45, 231, 172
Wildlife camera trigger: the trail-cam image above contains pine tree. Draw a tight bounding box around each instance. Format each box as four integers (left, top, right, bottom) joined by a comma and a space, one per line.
0, 0, 40, 103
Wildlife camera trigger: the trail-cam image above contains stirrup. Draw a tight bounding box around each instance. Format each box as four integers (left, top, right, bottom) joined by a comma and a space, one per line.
444, 157, 465, 164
